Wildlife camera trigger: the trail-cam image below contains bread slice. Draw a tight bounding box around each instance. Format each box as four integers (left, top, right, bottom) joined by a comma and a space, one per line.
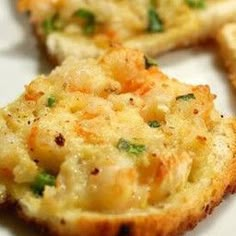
217, 23, 236, 89
18, 0, 236, 64
0, 47, 235, 236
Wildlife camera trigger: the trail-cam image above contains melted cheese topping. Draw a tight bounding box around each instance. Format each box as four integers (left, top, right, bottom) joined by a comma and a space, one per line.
0, 47, 220, 214
18, 0, 203, 41
18, 0, 226, 62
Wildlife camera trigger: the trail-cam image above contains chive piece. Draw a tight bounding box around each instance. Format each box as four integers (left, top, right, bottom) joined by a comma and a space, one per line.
42, 17, 55, 35
147, 7, 163, 33
31, 171, 56, 196
148, 120, 161, 128
47, 96, 56, 108
185, 0, 205, 9
42, 14, 62, 35
144, 55, 158, 69
117, 138, 146, 156
117, 138, 130, 151
176, 93, 196, 101
74, 8, 96, 35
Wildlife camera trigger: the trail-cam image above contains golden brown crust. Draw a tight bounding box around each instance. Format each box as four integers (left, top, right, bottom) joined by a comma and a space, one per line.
216, 23, 236, 89
126, 0, 236, 57
1, 46, 235, 236
19, 0, 236, 64
7, 120, 236, 236
32, 24, 60, 66
12, 155, 236, 236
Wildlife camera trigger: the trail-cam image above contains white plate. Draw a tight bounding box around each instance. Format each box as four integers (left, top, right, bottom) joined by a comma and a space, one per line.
0, 1, 235, 235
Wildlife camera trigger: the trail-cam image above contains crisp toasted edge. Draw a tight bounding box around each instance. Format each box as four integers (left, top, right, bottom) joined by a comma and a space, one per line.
32, 25, 60, 66
216, 23, 236, 89
16, 159, 236, 236
0, 120, 235, 236
125, 0, 236, 56
25, 0, 236, 64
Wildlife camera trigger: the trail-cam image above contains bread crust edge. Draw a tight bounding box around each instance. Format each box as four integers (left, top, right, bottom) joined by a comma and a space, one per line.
28, 0, 236, 64
3, 123, 235, 236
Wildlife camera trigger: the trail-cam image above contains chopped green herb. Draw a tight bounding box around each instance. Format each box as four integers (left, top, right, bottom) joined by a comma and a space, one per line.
42, 14, 63, 35
176, 93, 196, 101
117, 138, 146, 155
47, 96, 56, 108
144, 55, 158, 69
148, 120, 161, 128
185, 0, 205, 9
31, 171, 56, 196
74, 8, 96, 35
74, 8, 95, 20
147, 7, 163, 33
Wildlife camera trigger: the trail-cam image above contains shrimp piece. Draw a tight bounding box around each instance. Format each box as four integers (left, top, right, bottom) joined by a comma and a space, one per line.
100, 47, 165, 95
24, 76, 50, 102
27, 112, 77, 173
85, 157, 139, 212
100, 47, 146, 87
148, 152, 192, 203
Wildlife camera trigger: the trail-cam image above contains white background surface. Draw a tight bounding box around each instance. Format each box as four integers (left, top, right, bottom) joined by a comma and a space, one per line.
0, 0, 235, 235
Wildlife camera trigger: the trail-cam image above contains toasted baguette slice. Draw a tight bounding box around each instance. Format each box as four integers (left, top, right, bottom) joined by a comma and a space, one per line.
217, 23, 236, 89
0, 47, 235, 236
18, 0, 236, 64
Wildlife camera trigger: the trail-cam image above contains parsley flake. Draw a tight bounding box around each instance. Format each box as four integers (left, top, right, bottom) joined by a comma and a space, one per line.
42, 14, 63, 35
186, 0, 206, 9
176, 93, 196, 101
148, 120, 161, 128
47, 96, 56, 108
74, 8, 96, 35
117, 138, 146, 156
147, 7, 163, 33
31, 171, 56, 196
